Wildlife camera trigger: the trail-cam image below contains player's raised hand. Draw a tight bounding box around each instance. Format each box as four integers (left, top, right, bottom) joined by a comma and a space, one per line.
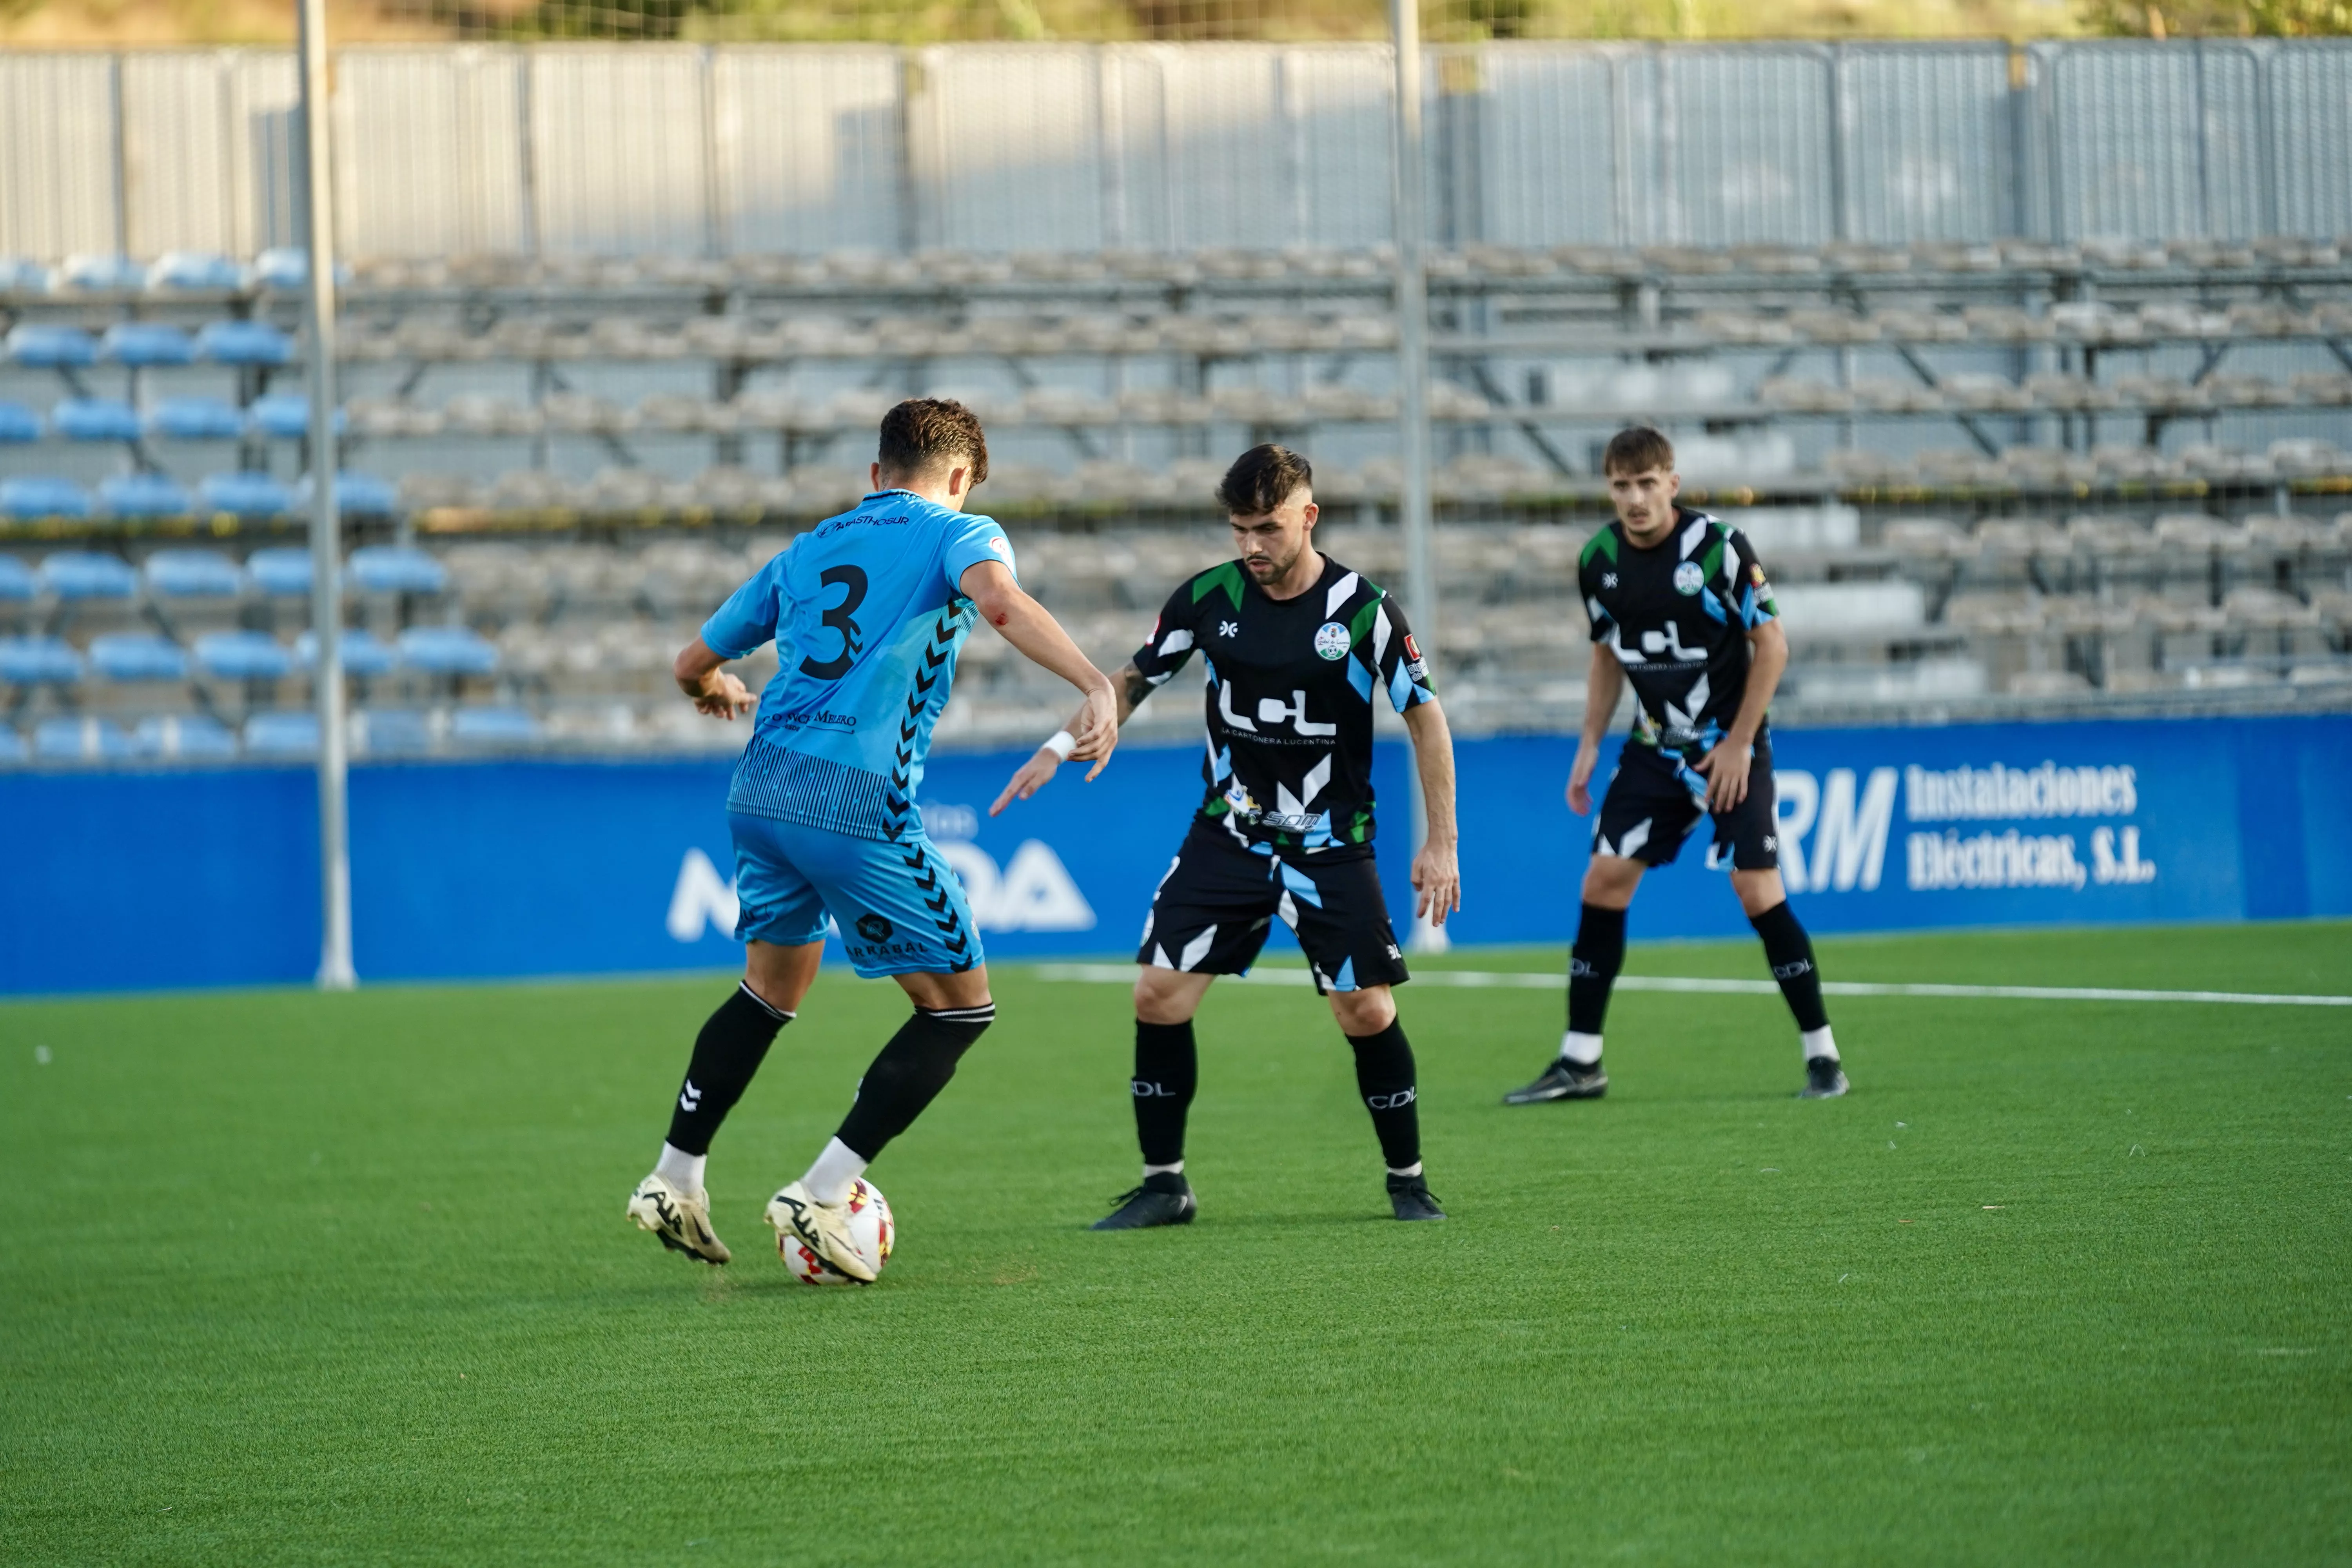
989, 749, 1061, 816
1566, 740, 1600, 814
1411, 840, 1461, 926
692, 670, 755, 720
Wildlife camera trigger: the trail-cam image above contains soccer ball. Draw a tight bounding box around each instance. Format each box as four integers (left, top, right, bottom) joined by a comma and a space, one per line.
777, 1178, 895, 1285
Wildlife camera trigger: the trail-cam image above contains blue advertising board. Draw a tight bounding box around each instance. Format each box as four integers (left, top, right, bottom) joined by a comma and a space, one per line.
3, 713, 2347, 995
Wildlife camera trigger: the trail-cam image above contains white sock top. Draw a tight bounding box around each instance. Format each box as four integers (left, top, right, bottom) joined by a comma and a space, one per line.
1143, 1161, 1185, 1178
1802, 1025, 1839, 1062
1559, 1030, 1604, 1066
654, 1142, 706, 1197
802, 1136, 868, 1206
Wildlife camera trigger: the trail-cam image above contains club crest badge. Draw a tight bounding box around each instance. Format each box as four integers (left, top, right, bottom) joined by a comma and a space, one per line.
1672, 561, 1705, 595
1314, 621, 1352, 660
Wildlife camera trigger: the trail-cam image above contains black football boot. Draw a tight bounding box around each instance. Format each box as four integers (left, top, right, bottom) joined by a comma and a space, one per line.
1387, 1172, 1446, 1221
1502, 1058, 1608, 1104
1091, 1171, 1197, 1230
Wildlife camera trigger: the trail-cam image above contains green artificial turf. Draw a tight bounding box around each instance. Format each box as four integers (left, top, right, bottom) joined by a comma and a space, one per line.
3, 922, 2349, 1566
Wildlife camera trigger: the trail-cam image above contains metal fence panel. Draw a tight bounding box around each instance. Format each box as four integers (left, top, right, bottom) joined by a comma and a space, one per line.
121, 53, 235, 256
1661, 47, 1835, 247
528, 46, 711, 256
338, 48, 528, 258
1475, 45, 1619, 248
2270, 41, 2352, 239
2041, 41, 2252, 240
916, 45, 1104, 254
713, 47, 903, 255
1837, 44, 2011, 244
0, 53, 119, 259
1290, 46, 1393, 250
1108, 45, 1295, 252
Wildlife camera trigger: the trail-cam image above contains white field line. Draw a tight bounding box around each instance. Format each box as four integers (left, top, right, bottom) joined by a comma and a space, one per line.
1030, 963, 2352, 1008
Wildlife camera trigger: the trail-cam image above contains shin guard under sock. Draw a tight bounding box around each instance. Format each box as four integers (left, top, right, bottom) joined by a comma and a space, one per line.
665, 981, 793, 1156
1567, 902, 1628, 1038
833, 1004, 994, 1160
1347, 1020, 1421, 1172
1749, 901, 1831, 1036
1131, 1020, 1198, 1169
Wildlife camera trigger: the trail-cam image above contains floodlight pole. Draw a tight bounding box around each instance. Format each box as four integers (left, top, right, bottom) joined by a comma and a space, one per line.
1389, 0, 1447, 953
298, 0, 355, 991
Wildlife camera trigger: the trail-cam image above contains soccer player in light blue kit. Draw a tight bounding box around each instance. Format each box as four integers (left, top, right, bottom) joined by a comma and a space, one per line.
628, 400, 1118, 1280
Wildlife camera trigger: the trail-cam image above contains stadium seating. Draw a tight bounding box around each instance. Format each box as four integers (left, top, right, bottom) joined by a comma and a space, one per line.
34, 715, 133, 762
194, 630, 294, 681
0, 402, 40, 442
38, 553, 137, 599
198, 472, 294, 519
133, 713, 238, 759
0, 478, 89, 519
0, 636, 83, 684
87, 632, 189, 682
53, 399, 142, 441
96, 474, 193, 517
294, 628, 399, 676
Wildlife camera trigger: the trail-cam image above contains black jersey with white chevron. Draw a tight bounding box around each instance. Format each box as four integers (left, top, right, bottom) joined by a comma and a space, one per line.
1130, 554, 1436, 855
1580, 506, 1779, 760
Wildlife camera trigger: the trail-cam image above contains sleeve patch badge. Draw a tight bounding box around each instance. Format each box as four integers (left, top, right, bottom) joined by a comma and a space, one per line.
987, 535, 1013, 560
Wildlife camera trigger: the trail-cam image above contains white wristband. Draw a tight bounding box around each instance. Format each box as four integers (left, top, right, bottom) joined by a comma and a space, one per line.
1044, 730, 1077, 761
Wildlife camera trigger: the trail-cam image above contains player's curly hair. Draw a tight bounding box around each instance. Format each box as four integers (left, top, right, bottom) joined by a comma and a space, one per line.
1602, 426, 1675, 477
1217, 443, 1313, 515
878, 398, 989, 486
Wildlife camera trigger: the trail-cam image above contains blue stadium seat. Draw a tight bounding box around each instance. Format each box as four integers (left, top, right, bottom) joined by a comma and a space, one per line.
99, 323, 195, 366
0, 477, 92, 519
348, 545, 447, 594
196, 321, 292, 367
198, 472, 292, 518
0, 726, 24, 764
0, 556, 34, 600
0, 636, 85, 684
143, 549, 244, 598
0, 258, 46, 294
243, 711, 318, 757
57, 254, 146, 292
52, 398, 142, 441
254, 249, 308, 291
88, 632, 189, 682
357, 708, 432, 754
245, 548, 318, 598
0, 402, 39, 442
5, 324, 97, 367
98, 473, 192, 517
147, 252, 245, 292
194, 630, 294, 680
451, 706, 540, 746
248, 393, 344, 437
132, 713, 238, 759
295, 471, 397, 515
149, 397, 246, 441
398, 625, 498, 675
38, 552, 138, 598
34, 715, 133, 762
295, 627, 399, 676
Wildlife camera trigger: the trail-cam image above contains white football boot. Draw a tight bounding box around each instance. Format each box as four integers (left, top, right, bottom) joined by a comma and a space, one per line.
626, 1173, 731, 1265
765, 1180, 878, 1283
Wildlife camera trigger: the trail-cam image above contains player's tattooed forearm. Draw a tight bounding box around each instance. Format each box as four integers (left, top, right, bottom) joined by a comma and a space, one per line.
1120, 662, 1153, 711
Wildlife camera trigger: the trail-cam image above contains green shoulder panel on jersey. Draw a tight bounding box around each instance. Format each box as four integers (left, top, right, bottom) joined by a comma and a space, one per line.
1581, 528, 1619, 568
1345, 584, 1386, 649
1190, 561, 1246, 611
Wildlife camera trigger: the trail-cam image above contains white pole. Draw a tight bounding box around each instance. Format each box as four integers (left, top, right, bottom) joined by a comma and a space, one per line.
1389, 0, 1447, 954
298, 0, 355, 991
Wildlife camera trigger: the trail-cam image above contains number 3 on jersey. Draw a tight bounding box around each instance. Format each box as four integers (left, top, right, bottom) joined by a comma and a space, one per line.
798, 564, 868, 681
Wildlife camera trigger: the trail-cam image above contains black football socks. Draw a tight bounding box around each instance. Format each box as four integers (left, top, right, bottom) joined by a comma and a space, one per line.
1749, 900, 1833, 1035
1131, 1019, 1198, 1169
1347, 1019, 1422, 1172
1567, 902, 1628, 1041
665, 981, 793, 1156
833, 1004, 995, 1160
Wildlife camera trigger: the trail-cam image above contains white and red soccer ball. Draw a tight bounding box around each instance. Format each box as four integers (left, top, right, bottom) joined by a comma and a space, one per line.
778, 1178, 895, 1285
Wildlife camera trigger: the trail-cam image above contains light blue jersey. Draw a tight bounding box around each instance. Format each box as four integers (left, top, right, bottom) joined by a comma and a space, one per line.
703, 489, 1016, 844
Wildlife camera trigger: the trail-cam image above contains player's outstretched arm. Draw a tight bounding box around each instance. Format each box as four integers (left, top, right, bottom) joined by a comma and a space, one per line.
673, 636, 757, 720
989, 661, 1153, 816
1568, 644, 1625, 814
1401, 699, 1463, 926
961, 561, 1119, 781
1695, 619, 1788, 812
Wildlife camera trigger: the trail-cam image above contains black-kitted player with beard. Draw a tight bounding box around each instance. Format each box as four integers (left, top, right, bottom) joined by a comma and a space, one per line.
991, 444, 1463, 1225
1504, 426, 1849, 1105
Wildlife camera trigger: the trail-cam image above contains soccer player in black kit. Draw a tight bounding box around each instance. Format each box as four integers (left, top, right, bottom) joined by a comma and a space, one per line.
1504, 426, 1850, 1104
992, 444, 1463, 1225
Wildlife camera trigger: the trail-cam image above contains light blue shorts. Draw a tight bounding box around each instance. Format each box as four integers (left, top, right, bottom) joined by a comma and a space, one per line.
728, 811, 984, 978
